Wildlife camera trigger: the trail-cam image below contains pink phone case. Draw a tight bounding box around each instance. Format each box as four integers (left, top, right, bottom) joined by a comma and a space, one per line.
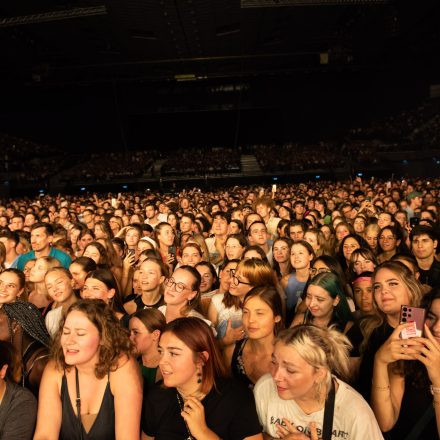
400, 306, 426, 339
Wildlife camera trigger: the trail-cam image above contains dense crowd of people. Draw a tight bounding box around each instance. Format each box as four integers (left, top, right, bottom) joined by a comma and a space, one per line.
0, 175, 439, 439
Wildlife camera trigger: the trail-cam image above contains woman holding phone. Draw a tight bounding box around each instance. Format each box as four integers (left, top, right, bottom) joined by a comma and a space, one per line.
371, 288, 440, 439
357, 261, 424, 401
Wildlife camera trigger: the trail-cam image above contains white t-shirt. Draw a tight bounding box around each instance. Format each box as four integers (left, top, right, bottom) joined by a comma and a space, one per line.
210, 292, 242, 339
254, 373, 383, 440
158, 305, 216, 336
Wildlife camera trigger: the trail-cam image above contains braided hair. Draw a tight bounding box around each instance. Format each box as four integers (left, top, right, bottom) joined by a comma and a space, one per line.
3, 299, 50, 348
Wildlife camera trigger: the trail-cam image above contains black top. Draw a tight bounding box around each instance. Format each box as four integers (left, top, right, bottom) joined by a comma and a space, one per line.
231, 338, 254, 389
355, 321, 394, 401
385, 370, 439, 440
59, 373, 115, 440
418, 259, 440, 288
141, 378, 262, 440
134, 295, 165, 310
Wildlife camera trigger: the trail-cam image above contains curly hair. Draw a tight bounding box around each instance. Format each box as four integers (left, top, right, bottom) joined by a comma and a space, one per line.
51, 299, 132, 379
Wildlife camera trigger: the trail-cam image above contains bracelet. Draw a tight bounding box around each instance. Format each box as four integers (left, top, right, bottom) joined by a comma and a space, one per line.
431, 385, 440, 395
372, 384, 390, 391
433, 400, 440, 407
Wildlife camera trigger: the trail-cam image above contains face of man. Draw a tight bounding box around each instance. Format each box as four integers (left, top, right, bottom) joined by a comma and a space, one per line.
24, 214, 37, 227
180, 216, 193, 234
289, 225, 304, 242
256, 204, 269, 220
249, 223, 268, 246
59, 208, 69, 220
341, 205, 353, 220
145, 206, 157, 220
412, 234, 437, 261
411, 196, 423, 208
31, 227, 53, 253
294, 204, 304, 217
212, 216, 228, 236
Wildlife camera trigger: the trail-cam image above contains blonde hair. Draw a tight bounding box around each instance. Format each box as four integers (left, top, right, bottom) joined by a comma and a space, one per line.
360, 261, 423, 353
276, 324, 352, 383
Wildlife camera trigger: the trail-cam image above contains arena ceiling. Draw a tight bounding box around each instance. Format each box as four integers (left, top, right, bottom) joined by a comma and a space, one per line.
1, 0, 439, 87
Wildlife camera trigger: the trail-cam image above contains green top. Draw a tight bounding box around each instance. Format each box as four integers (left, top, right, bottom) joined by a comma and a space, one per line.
141, 364, 158, 386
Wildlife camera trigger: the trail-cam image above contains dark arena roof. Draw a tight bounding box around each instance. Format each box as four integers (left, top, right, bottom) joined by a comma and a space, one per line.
1, 1, 440, 195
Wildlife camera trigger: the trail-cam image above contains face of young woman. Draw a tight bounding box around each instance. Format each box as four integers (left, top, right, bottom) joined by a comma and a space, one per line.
81, 278, 115, 304
273, 240, 290, 264
69, 263, 88, 290
219, 262, 237, 292
229, 269, 253, 300
373, 268, 411, 316
290, 244, 312, 270
158, 331, 200, 390
132, 271, 141, 295
342, 237, 360, 261
379, 230, 399, 253
125, 229, 140, 248
353, 279, 374, 314
304, 232, 320, 254
164, 269, 197, 308
225, 238, 244, 261
167, 215, 177, 229
23, 260, 36, 282
138, 260, 164, 293
426, 299, 440, 344
243, 250, 263, 260
305, 284, 339, 320
109, 218, 121, 233
79, 234, 94, 250
352, 254, 375, 275
94, 225, 105, 239
181, 246, 202, 267
270, 341, 322, 401
335, 226, 349, 242
365, 230, 379, 251
61, 310, 101, 368
320, 226, 331, 241
242, 296, 279, 340
29, 259, 49, 283
129, 317, 158, 356
0, 271, 24, 304
196, 265, 215, 294
353, 218, 366, 233
45, 271, 74, 304
158, 225, 175, 247
83, 245, 101, 264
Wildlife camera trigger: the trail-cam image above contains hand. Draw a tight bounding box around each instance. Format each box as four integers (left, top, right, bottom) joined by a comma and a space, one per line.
374, 323, 423, 365
276, 419, 318, 440
123, 252, 136, 268
412, 324, 440, 386
180, 397, 208, 439
222, 319, 245, 346
166, 253, 176, 265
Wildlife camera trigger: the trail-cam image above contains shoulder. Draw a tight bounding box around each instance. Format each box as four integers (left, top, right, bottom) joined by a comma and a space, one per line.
335, 378, 374, 411
7, 381, 37, 407
158, 305, 166, 314
253, 372, 275, 397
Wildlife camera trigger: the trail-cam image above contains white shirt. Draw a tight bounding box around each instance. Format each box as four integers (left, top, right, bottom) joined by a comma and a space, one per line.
254, 373, 383, 440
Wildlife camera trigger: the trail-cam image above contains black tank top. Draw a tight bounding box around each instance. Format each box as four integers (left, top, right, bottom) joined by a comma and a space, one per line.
59, 372, 115, 440
134, 295, 164, 310
231, 338, 254, 389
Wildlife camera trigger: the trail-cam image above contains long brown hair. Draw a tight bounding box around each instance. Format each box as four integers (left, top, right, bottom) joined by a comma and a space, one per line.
161, 317, 227, 394
51, 300, 131, 379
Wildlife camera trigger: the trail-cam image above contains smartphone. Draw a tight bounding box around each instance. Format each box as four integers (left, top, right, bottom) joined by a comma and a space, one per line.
127, 248, 135, 257
410, 217, 420, 228
272, 184, 277, 193
168, 246, 176, 258
399, 305, 426, 339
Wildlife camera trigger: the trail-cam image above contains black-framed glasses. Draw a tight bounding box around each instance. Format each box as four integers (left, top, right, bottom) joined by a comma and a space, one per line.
231, 274, 252, 287
164, 277, 188, 293
309, 267, 331, 277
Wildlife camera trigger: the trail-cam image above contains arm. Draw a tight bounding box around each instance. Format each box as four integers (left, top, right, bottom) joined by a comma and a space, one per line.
33, 361, 62, 440
207, 299, 219, 327
111, 356, 143, 440
371, 323, 420, 432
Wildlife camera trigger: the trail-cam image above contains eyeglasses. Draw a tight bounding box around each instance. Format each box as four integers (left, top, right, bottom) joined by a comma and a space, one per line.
164, 277, 188, 293
231, 274, 253, 287
309, 267, 331, 277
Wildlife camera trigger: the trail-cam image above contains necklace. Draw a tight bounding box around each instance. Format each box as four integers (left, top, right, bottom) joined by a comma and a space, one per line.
176, 391, 195, 440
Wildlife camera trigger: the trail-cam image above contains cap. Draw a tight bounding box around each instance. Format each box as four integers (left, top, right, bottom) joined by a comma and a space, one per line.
407, 191, 423, 202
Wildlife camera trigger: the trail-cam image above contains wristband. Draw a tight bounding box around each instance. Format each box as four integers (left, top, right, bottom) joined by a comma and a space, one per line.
430, 385, 440, 395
